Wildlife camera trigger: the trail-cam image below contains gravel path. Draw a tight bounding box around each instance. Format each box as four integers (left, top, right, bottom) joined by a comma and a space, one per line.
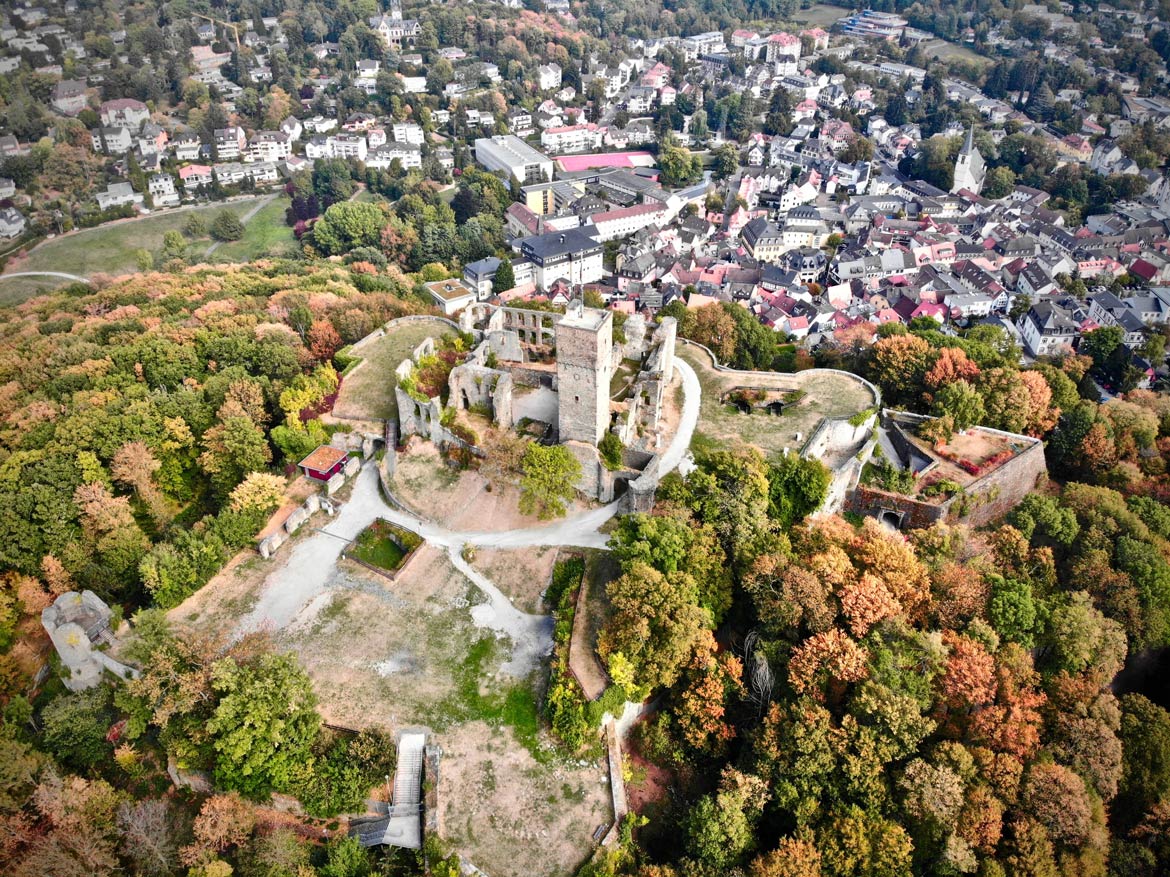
235, 359, 700, 673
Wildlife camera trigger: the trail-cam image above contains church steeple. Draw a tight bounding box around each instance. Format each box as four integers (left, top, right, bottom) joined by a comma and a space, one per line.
961, 123, 975, 156
951, 124, 986, 196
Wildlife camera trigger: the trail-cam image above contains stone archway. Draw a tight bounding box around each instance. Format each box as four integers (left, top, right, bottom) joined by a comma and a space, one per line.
878, 509, 905, 531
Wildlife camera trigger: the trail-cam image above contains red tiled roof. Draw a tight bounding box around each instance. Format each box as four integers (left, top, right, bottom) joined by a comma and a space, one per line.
299, 445, 347, 473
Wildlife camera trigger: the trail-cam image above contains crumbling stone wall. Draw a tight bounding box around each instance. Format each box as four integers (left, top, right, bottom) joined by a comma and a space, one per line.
447, 364, 514, 428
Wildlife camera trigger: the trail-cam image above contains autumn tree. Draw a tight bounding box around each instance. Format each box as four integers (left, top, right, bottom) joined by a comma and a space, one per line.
685, 303, 737, 363
870, 334, 931, 405
180, 793, 256, 866
598, 562, 709, 698
672, 630, 743, 757
228, 472, 285, 515
112, 440, 171, 528
787, 628, 869, 697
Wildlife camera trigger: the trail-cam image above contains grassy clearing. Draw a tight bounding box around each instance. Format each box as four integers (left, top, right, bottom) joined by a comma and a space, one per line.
0, 276, 63, 306
920, 38, 990, 66
678, 345, 875, 460
790, 2, 848, 28
4, 199, 258, 277
208, 197, 298, 262
332, 322, 456, 421
0, 195, 295, 305
347, 519, 421, 572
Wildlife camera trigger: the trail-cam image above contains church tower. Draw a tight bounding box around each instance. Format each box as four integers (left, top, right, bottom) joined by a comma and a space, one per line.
951, 125, 986, 195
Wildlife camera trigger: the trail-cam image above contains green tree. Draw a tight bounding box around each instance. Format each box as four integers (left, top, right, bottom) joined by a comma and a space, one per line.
658, 134, 702, 187
712, 143, 740, 179
766, 454, 831, 528
160, 229, 188, 264
987, 575, 1041, 647
1117, 694, 1170, 830
312, 201, 387, 256
210, 210, 244, 242
983, 165, 1017, 199
932, 379, 986, 431
40, 687, 115, 770
518, 443, 581, 520
207, 654, 321, 799
598, 562, 709, 697
492, 258, 515, 296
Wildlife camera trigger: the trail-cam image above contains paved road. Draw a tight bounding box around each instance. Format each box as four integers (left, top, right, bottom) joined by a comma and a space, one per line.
0, 271, 91, 284
236, 359, 701, 671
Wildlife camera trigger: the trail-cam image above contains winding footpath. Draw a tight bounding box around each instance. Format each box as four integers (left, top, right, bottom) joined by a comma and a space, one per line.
235, 359, 701, 671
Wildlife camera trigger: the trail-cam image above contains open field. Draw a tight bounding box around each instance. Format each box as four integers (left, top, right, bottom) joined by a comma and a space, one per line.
207, 197, 299, 262
0, 194, 294, 304
332, 322, 456, 422
790, 2, 848, 28
173, 534, 609, 877
920, 38, 989, 66
677, 344, 875, 460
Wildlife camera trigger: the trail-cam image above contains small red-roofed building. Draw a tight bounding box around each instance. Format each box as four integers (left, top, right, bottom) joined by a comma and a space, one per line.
299, 446, 349, 481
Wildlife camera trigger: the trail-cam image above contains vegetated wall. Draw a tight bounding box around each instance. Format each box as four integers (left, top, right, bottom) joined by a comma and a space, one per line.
847, 435, 1047, 529
952, 436, 1047, 526
447, 363, 514, 428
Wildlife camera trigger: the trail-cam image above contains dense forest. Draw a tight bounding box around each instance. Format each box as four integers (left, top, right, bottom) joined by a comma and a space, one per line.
580, 444, 1170, 877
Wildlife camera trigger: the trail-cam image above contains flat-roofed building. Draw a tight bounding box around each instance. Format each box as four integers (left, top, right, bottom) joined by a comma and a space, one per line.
474, 135, 554, 185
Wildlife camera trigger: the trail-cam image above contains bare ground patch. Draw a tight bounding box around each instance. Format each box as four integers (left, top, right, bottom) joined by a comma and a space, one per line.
469, 546, 560, 614
391, 440, 592, 531
437, 720, 610, 877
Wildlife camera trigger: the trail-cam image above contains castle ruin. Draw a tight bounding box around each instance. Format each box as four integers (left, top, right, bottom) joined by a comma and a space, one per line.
393, 302, 678, 507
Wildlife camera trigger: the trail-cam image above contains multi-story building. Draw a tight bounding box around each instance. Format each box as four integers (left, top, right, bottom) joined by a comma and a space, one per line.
541, 123, 603, 154
148, 173, 179, 207
214, 126, 247, 160
90, 126, 132, 154
366, 142, 422, 169
475, 135, 554, 184
1018, 301, 1080, 357
392, 122, 425, 145
99, 97, 148, 129
246, 131, 292, 163
51, 79, 88, 115
517, 228, 604, 290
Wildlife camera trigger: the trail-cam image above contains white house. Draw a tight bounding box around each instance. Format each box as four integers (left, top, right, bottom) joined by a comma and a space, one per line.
95, 182, 143, 211
0, 207, 26, 238
98, 97, 148, 129
148, 173, 179, 207
538, 63, 562, 91
391, 122, 425, 145
246, 131, 291, 163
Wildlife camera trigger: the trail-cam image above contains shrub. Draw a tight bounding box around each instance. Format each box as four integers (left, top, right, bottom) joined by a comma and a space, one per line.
599, 433, 624, 470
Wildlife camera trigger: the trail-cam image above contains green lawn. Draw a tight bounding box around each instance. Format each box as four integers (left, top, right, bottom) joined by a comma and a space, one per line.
332, 321, 456, 422
348, 519, 421, 572
0, 194, 296, 305
919, 38, 990, 66
208, 197, 298, 262
790, 2, 849, 28
678, 345, 876, 460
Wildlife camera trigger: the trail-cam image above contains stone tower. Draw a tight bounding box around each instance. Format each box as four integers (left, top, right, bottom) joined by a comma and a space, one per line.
951, 125, 986, 195
556, 302, 613, 445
